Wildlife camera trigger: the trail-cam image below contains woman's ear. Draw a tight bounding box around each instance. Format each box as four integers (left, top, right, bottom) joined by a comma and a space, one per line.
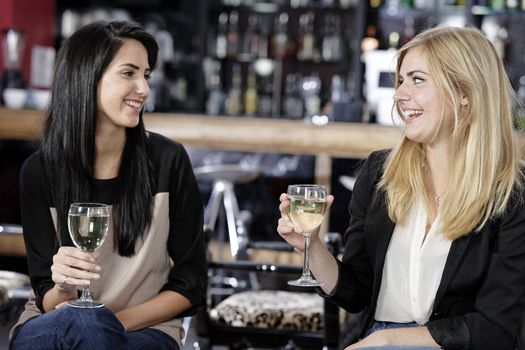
460, 94, 469, 107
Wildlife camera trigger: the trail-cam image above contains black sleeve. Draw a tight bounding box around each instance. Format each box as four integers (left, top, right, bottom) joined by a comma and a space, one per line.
323, 150, 385, 312
19, 152, 59, 312
427, 190, 525, 350
160, 143, 207, 316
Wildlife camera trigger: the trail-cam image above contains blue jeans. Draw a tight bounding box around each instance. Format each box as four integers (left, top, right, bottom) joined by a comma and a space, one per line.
357, 321, 438, 350
11, 306, 180, 350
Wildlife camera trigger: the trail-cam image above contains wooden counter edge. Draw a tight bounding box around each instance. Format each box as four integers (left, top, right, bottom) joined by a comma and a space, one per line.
0, 108, 404, 158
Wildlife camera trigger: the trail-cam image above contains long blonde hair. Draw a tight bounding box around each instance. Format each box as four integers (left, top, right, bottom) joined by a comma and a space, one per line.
379, 26, 523, 239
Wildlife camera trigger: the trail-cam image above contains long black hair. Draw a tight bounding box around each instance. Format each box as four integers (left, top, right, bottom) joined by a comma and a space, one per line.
42, 21, 159, 256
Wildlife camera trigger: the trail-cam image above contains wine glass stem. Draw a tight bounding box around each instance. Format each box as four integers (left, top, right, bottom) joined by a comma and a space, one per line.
80, 285, 94, 302
302, 235, 312, 278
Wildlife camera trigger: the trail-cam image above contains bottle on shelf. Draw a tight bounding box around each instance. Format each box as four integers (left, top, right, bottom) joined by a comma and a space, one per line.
227, 11, 240, 59
244, 65, 259, 116
322, 14, 344, 62
283, 73, 304, 120
301, 73, 322, 121
241, 14, 261, 60
388, 31, 400, 51
258, 16, 271, 59
204, 59, 225, 115
361, 25, 380, 53
225, 63, 243, 116
297, 12, 316, 62
272, 12, 291, 60
330, 74, 351, 122
257, 75, 274, 118
216, 12, 228, 59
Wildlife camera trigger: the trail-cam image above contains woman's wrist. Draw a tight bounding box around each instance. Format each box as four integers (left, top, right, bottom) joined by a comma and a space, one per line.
309, 234, 325, 250
54, 283, 76, 296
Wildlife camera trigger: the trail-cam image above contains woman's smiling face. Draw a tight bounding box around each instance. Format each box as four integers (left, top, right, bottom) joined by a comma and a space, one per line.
96, 39, 151, 131
394, 46, 454, 147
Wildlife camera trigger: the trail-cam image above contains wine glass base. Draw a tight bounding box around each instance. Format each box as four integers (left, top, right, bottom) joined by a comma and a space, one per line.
288, 276, 323, 287
67, 299, 105, 308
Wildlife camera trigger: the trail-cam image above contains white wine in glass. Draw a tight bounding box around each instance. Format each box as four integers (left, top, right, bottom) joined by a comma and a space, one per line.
287, 184, 327, 287
67, 202, 110, 308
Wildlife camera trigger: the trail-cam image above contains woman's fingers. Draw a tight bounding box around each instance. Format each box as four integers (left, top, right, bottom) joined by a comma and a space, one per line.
51, 247, 101, 286
279, 193, 290, 216
327, 194, 334, 208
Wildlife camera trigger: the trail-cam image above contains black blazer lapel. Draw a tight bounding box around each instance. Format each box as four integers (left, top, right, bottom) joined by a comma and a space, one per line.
368, 189, 396, 302
433, 234, 472, 310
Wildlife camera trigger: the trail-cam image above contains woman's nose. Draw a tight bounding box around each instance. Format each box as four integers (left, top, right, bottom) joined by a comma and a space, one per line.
393, 85, 409, 103
136, 77, 150, 97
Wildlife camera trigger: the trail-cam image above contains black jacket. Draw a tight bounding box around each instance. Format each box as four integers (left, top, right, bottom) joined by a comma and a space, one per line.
325, 150, 525, 349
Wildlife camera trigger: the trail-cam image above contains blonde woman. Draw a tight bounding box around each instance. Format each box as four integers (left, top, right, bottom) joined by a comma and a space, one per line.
278, 26, 525, 350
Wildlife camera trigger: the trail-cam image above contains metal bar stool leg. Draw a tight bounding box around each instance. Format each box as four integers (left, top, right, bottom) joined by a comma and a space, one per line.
222, 181, 240, 257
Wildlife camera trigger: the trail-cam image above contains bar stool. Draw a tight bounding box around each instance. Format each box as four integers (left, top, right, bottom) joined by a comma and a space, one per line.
194, 164, 260, 258
0, 270, 31, 347
0, 224, 30, 330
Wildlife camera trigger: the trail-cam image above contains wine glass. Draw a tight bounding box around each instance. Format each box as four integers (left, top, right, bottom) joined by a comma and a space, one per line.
67, 202, 110, 308
287, 184, 327, 287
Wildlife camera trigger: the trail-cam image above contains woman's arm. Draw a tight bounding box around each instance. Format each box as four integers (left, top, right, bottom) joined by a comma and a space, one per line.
20, 153, 82, 311
115, 290, 191, 332
159, 141, 207, 316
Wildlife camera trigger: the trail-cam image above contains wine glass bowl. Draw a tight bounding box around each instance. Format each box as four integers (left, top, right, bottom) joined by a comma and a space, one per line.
287, 184, 327, 287
67, 202, 110, 308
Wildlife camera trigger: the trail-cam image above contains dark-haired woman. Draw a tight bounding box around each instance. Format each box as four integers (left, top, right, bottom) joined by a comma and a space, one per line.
10, 21, 206, 350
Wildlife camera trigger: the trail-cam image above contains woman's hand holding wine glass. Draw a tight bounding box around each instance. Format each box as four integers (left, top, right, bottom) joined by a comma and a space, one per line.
278, 192, 334, 251
277, 185, 334, 287
53, 202, 110, 308
51, 246, 101, 293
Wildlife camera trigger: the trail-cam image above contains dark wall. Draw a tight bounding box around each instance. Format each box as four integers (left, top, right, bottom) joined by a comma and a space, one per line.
0, 140, 39, 224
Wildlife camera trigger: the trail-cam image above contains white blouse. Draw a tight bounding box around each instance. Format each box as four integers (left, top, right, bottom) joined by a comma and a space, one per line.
374, 199, 452, 325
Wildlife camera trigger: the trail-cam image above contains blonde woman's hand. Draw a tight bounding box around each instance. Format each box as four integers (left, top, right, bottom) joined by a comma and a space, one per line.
277, 193, 334, 252
50, 246, 101, 292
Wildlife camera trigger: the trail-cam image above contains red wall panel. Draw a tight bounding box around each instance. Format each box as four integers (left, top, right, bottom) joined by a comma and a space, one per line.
0, 0, 55, 84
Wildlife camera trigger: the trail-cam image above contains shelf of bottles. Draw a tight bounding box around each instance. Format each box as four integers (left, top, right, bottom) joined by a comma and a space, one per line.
369, 0, 525, 96
204, 0, 364, 122
55, 0, 208, 114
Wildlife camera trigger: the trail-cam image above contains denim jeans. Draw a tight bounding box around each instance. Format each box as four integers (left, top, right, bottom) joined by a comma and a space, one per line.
357, 321, 438, 350
10, 306, 179, 350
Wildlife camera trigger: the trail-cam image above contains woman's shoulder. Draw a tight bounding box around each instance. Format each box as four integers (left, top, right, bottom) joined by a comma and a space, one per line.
368, 149, 391, 162
146, 131, 192, 171
20, 149, 45, 178
361, 149, 391, 174
147, 131, 184, 152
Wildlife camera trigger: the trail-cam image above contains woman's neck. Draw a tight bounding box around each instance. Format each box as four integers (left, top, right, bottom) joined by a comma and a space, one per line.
94, 126, 126, 180
424, 144, 449, 206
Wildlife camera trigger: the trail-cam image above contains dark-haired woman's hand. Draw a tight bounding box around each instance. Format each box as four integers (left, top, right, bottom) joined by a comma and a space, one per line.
50, 246, 101, 292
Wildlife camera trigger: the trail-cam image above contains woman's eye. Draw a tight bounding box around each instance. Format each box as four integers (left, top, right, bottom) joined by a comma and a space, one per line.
144, 73, 151, 80
122, 71, 134, 77
413, 77, 424, 84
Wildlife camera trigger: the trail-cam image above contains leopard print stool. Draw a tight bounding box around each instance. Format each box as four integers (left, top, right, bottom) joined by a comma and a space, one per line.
209, 290, 323, 331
